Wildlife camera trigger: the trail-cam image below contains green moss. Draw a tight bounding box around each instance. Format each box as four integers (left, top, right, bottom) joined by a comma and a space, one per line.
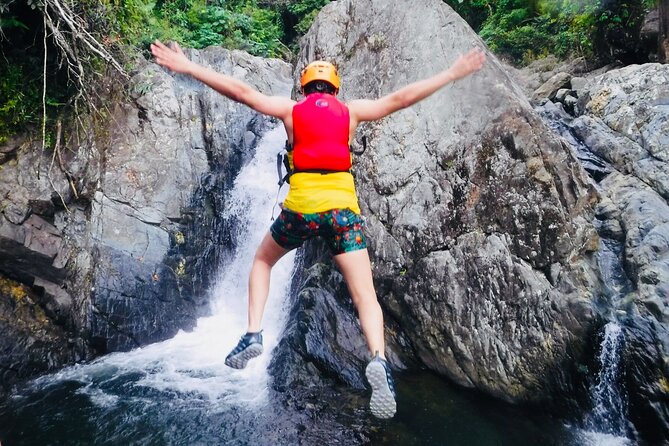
175, 258, 187, 277
659, 376, 669, 394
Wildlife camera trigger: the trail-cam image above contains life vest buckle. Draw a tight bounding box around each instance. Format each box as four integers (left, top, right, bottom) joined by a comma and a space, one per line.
277, 140, 293, 187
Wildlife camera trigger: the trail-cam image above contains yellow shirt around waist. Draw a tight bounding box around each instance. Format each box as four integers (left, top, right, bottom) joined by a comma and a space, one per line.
283, 171, 361, 214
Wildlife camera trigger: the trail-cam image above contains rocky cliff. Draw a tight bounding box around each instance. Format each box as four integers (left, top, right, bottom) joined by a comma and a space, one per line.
0, 49, 292, 391
2, 0, 667, 443
536, 62, 669, 443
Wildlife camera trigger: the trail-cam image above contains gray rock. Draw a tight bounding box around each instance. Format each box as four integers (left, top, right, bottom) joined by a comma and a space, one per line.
545, 60, 669, 443
602, 173, 669, 302
570, 76, 588, 93
532, 72, 572, 102
563, 95, 578, 113
555, 88, 571, 102
288, 0, 600, 406
0, 276, 83, 394
505, 56, 593, 98
641, 8, 659, 40
578, 64, 669, 163
570, 91, 669, 203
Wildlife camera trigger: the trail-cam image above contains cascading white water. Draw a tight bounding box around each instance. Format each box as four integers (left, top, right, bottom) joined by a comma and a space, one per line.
586, 323, 628, 434
24, 124, 295, 412
574, 238, 635, 446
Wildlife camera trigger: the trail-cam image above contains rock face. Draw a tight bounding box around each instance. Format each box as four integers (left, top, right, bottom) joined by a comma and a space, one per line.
0, 276, 83, 391
275, 0, 600, 411
0, 49, 292, 389
566, 64, 669, 443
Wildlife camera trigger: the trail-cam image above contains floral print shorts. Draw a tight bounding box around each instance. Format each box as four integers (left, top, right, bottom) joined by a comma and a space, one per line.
270, 208, 367, 255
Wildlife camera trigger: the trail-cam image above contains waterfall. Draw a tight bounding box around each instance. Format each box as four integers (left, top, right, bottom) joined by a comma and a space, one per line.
575, 237, 636, 446
585, 322, 628, 435
2, 125, 296, 444
535, 104, 639, 445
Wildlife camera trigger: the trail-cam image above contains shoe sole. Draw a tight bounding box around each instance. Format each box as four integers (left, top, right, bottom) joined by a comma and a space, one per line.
365, 361, 397, 419
225, 343, 263, 369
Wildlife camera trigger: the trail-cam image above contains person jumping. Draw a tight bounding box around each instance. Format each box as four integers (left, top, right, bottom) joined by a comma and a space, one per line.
150, 40, 485, 419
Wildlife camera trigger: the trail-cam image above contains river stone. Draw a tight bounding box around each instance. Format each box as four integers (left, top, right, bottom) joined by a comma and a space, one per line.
570, 76, 588, 93
532, 72, 573, 102
285, 0, 600, 406
555, 88, 571, 102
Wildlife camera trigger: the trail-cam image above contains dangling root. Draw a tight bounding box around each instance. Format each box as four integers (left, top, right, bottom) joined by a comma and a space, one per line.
42, 0, 127, 86
35, 0, 128, 208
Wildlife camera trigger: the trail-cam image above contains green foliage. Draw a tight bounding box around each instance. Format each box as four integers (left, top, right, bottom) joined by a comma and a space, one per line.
287, 0, 330, 36
0, 58, 72, 145
0, 64, 37, 144
1, 0, 657, 144
97, 0, 335, 57
0, 16, 29, 33
216, 3, 284, 56
447, 0, 491, 31
97, 0, 285, 57
447, 0, 653, 64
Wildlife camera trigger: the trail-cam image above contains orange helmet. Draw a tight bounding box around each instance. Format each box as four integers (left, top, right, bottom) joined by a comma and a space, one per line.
300, 61, 340, 91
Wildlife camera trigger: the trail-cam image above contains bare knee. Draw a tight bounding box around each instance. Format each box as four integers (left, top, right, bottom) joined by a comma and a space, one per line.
253, 233, 289, 269
253, 251, 277, 271
350, 290, 380, 312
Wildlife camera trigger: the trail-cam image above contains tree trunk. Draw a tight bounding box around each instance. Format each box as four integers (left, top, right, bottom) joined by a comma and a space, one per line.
661, 0, 669, 62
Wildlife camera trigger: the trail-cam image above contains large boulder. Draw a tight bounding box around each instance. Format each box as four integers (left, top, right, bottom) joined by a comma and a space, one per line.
276, 0, 600, 409
0, 49, 292, 387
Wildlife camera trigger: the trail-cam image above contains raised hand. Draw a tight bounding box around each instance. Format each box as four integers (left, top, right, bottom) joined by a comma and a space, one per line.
150, 40, 193, 75
449, 48, 486, 81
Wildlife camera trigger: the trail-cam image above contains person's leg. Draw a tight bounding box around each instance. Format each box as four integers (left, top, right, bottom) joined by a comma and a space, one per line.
334, 247, 396, 419
333, 248, 386, 358
225, 231, 290, 369
247, 232, 290, 332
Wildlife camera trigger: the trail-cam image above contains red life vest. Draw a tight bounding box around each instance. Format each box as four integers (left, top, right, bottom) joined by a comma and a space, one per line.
291, 93, 351, 173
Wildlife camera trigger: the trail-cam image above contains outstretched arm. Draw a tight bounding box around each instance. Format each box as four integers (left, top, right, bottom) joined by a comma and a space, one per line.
150, 40, 294, 120
348, 48, 486, 124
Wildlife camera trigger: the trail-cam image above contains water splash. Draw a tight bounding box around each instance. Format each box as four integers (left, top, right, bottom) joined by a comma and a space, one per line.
13, 124, 295, 413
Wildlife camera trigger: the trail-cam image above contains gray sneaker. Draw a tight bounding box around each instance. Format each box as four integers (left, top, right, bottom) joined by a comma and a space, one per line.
365, 352, 397, 419
225, 331, 263, 369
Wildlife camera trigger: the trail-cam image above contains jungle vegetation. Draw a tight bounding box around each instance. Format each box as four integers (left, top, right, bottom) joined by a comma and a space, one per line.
0, 0, 662, 143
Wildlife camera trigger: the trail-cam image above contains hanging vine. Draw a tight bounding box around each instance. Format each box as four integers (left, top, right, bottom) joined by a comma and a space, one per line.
5, 0, 129, 206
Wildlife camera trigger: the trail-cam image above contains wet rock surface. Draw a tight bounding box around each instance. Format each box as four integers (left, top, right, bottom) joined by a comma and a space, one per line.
534, 61, 669, 442
0, 277, 83, 394
1, 0, 667, 443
